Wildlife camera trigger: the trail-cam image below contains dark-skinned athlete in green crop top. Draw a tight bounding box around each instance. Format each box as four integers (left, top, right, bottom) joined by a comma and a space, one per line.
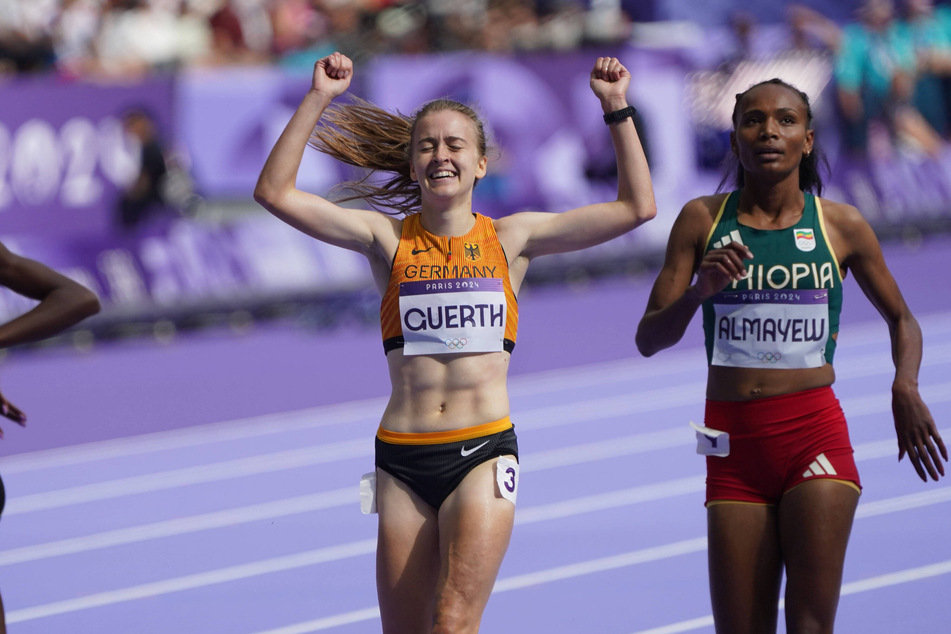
636, 78, 946, 634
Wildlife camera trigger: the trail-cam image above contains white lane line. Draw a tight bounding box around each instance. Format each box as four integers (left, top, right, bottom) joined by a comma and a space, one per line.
839, 559, 951, 596
625, 471, 951, 634
6, 482, 950, 625
3, 423, 698, 516
855, 486, 951, 518
514, 381, 707, 432
0, 399, 387, 475
835, 311, 951, 347
251, 608, 382, 634
514, 477, 704, 526
0, 427, 940, 602
254, 485, 951, 634
507, 309, 947, 399
0, 489, 354, 567
0, 349, 704, 474
3, 439, 371, 515
835, 340, 951, 382
525, 427, 694, 471
629, 615, 716, 634
0, 474, 703, 569
5, 539, 379, 624
6, 313, 950, 474
492, 538, 710, 592
7, 374, 950, 518
2, 357, 948, 521
628, 558, 951, 634
0, 383, 714, 515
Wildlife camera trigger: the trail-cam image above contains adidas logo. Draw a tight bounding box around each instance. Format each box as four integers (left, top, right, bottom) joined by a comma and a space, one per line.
712, 229, 744, 250
802, 453, 838, 478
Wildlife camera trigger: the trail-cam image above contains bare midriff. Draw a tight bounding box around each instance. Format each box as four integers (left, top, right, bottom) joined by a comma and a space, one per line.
706, 363, 836, 402
381, 349, 512, 433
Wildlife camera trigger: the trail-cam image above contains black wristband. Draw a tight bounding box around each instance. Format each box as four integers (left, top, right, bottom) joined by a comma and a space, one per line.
603, 105, 637, 125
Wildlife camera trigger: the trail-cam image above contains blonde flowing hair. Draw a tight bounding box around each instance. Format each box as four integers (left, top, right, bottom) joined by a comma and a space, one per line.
309, 96, 488, 216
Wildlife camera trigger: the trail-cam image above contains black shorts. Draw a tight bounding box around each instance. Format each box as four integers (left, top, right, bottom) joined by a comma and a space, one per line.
375, 421, 519, 510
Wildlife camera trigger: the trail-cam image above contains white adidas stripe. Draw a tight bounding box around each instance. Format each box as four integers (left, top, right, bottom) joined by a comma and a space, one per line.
816, 452, 838, 475
804, 453, 839, 478
710, 230, 745, 252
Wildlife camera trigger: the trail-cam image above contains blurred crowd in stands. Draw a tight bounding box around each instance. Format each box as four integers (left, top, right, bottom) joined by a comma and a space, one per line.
0, 0, 631, 78
5, 0, 951, 162
3, 0, 950, 328
833, 0, 951, 158
700, 0, 951, 162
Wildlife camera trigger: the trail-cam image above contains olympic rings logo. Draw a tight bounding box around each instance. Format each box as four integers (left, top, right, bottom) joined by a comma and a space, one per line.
445, 338, 469, 350
757, 351, 782, 364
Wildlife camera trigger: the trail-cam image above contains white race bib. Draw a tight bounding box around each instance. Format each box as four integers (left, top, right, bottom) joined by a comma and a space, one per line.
690, 421, 730, 457
711, 289, 830, 369
359, 471, 377, 514
496, 456, 519, 505
399, 278, 506, 355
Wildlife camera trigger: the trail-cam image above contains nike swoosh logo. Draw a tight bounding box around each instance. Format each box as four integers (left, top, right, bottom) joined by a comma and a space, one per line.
411, 246, 435, 255
460, 440, 490, 457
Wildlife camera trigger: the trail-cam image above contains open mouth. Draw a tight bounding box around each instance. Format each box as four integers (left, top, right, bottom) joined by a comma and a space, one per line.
430, 170, 457, 181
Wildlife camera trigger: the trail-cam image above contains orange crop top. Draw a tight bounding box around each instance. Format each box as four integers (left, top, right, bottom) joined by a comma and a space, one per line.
380, 213, 518, 355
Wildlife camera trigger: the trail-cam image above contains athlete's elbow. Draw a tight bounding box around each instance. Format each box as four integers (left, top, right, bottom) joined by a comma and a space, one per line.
621, 197, 657, 227
635, 338, 657, 358
57, 285, 100, 325
637, 204, 657, 225
635, 315, 675, 357
253, 181, 288, 216
79, 289, 102, 318
252, 181, 273, 209
634, 327, 658, 357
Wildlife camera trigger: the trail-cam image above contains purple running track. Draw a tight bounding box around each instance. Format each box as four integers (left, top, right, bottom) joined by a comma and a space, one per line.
0, 235, 948, 633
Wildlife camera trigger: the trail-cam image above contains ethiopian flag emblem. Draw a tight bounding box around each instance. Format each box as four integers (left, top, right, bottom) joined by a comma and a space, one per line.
794, 228, 816, 252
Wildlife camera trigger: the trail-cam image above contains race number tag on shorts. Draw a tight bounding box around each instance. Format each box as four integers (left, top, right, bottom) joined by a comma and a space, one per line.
399, 278, 506, 356
690, 421, 730, 457
711, 289, 829, 369
495, 456, 519, 505
359, 471, 377, 514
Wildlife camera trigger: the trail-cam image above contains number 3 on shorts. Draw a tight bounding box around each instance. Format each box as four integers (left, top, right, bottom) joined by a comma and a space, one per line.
495, 456, 519, 505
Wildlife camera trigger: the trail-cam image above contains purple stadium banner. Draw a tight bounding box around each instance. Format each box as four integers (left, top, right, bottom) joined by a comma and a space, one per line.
368, 51, 614, 217
3, 47, 951, 327
0, 71, 373, 326
0, 76, 175, 238
176, 67, 350, 200
0, 213, 371, 325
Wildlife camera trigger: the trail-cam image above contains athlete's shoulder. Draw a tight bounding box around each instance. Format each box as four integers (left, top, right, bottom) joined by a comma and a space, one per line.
814, 196, 867, 230
474, 211, 498, 229
394, 212, 422, 238
680, 193, 729, 225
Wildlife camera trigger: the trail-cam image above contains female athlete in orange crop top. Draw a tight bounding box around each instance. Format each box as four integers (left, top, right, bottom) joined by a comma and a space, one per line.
255, 52, 656, 633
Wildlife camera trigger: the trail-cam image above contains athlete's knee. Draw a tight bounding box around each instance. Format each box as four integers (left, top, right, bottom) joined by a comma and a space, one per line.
787, 619, 835, 634
432, 585, 484, 634
786, 604, 838, 634
432, 606, 479, 634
